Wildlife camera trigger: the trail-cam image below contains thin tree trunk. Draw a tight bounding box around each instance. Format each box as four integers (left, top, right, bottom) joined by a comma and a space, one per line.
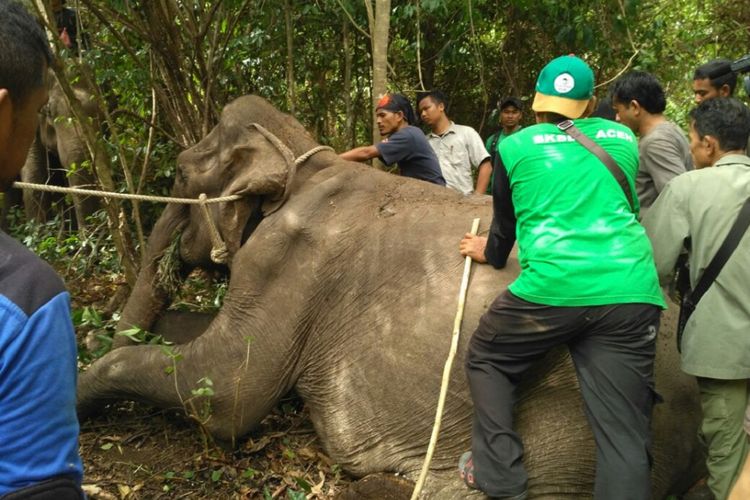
284, 0, 296, 115
342, 20, 354, 149
31, 1, 140, 286
367, 0, 390, 145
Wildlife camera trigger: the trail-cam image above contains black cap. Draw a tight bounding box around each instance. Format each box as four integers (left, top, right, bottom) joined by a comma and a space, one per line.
498, 96, 523, 111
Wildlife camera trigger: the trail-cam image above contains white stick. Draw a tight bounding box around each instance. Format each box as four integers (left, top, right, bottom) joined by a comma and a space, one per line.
410, 217, 481, 500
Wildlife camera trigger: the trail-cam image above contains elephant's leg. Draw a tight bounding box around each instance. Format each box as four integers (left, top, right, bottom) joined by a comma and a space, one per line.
114, 204, 190, 348
78, 344, 185, 418
56, 131, 102, 231
21, 134, 52, 223
152, 310, 215, 344
66, 165, 100, 230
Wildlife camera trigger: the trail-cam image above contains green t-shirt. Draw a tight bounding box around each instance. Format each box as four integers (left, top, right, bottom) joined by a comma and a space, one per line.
498, 118, 665, 308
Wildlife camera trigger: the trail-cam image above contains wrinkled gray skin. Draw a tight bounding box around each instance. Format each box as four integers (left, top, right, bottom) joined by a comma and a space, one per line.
78, 95, 705, 498
20, 71, 100, 228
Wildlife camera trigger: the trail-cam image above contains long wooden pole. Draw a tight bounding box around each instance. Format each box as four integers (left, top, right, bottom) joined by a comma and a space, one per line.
411, 217, 481, 499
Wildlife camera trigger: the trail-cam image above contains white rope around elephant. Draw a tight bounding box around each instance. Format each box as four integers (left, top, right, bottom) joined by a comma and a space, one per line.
11, 181, 242, 204
411, 217, 481, 500
10, 146, 334, 205
11, 143, 334, 265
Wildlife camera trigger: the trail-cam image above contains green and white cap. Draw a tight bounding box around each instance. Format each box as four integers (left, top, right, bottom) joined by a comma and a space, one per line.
532, 55, 594, 119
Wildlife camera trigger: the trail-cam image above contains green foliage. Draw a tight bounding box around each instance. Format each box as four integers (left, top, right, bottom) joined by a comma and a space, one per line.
160, 344, 184, 376
191, 377, 215, 399
9, 209, 121, 276
73, 306, 115, 362
170, 271, 228, 312
7, 0, 745, 265
116, 326, 171, 346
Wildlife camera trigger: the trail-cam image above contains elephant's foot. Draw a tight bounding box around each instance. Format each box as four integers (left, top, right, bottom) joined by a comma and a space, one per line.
335, 473, 414, 500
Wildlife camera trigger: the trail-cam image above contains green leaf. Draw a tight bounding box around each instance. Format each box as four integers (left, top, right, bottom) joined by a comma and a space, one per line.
241, 468, 256, 479
100, 443, 114, 450
116, 326, 145, 343
293, 477, 311, 493
211, 469, 223, 482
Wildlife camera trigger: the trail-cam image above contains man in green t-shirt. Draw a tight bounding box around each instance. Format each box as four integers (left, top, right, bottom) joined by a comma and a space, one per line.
483, 96, 523, 194
457, 55, 665, 499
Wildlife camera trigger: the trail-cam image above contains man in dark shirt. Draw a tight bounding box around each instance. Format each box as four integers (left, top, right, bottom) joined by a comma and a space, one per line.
339, 93, 445, 186
483, 96, 523, 194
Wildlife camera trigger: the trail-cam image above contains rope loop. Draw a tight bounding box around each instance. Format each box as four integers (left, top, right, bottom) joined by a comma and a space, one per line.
198, 193, 229, 264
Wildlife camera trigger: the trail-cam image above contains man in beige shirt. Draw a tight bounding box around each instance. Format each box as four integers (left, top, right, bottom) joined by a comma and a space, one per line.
417, 91, 491, 195
643, 97, 750, 500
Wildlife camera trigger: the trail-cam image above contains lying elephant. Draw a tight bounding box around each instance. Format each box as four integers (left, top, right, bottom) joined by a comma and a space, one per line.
78, 95, 705, 498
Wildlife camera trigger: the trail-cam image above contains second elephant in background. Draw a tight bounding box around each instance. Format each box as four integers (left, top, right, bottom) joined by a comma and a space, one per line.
21, 70, 103, 229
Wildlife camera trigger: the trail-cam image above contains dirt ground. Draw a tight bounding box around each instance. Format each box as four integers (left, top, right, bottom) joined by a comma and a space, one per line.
78, 398, 351, 499
70, 274, 355, 500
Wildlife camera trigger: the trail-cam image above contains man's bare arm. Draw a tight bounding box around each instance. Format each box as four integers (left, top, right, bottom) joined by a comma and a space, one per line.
474, 159, 492, 194
340, 145, 380, 162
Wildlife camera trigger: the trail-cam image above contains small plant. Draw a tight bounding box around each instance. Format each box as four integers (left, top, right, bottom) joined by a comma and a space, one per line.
188, 376, 215, 424
160, 344, 183, 376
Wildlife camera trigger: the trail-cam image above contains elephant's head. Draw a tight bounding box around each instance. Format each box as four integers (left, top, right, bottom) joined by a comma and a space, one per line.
173, 98, 302, 265
117, 95, 332, 336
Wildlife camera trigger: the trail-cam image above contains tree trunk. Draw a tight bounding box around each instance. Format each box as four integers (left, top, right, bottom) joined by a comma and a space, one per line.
342, 20, 354, 149
368, 0, 391, 146
284, 0, 296, 115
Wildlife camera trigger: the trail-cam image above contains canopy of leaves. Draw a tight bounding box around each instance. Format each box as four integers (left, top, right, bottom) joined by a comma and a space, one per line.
18, 0, 750, 268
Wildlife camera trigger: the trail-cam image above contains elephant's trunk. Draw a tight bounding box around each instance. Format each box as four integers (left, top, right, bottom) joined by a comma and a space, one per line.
114, 203, 190, 346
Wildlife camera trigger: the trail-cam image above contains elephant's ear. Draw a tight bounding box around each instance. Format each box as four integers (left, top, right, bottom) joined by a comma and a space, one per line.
218, 123, 297, 256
